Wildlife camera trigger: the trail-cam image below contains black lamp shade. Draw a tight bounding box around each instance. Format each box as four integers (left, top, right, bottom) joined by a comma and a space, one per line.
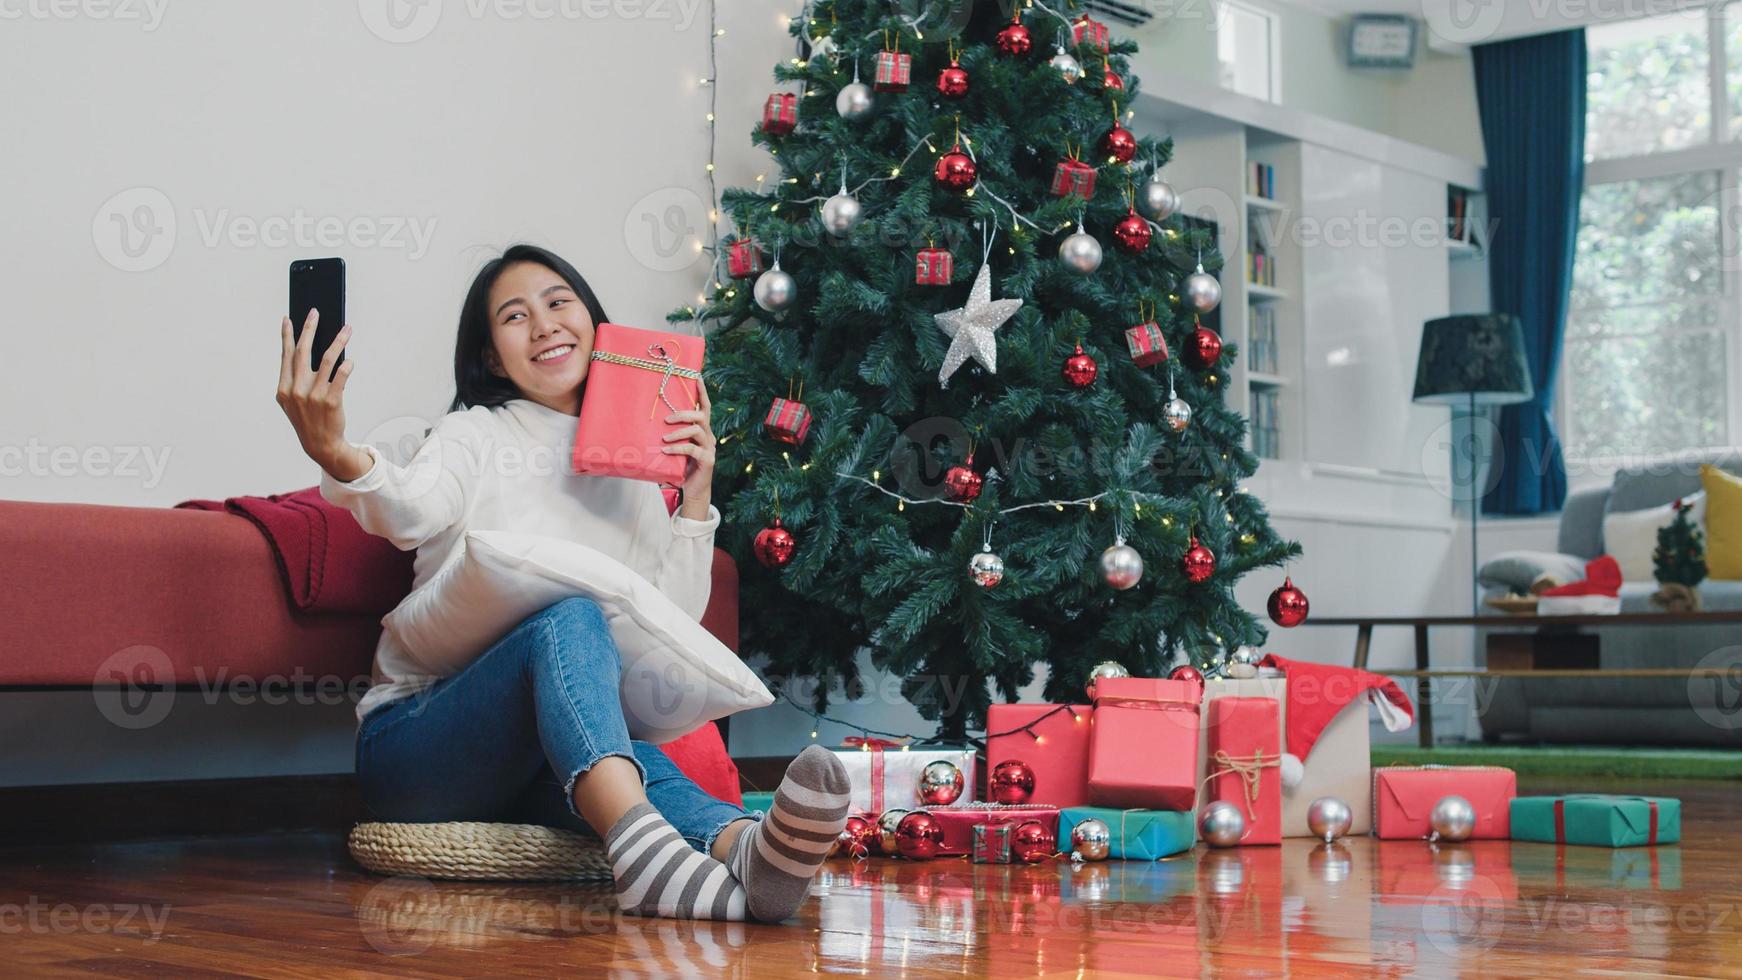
1412, 314, 1535, 406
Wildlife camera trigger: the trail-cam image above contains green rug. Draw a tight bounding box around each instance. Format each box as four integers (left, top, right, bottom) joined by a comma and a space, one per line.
1372, 745, 1742, 781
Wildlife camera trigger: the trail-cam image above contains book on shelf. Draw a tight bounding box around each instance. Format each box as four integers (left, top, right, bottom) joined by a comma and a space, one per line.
1250, 388, 1280, 459
1246, 249, 1276, 287
1249, 162, 1276, 200
1246, 304, 1277, 375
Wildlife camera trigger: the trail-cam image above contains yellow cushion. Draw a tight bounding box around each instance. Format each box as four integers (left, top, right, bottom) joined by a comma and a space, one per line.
1702, 464, 1742, 580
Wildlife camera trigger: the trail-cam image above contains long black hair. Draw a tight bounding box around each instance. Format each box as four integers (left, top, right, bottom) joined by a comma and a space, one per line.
449, 244, 612, 411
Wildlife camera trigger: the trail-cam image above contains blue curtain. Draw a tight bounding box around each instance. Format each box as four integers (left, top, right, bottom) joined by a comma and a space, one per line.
1473, 30, 1585, 516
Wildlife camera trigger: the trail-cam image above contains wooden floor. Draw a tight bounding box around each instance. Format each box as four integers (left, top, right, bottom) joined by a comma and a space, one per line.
2, 777, 1739, 978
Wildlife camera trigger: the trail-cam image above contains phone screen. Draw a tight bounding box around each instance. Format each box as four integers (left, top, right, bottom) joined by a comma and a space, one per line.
289, 258, 346, 379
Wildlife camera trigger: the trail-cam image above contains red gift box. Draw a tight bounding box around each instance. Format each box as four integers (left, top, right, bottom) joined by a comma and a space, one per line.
761, 92, 797, 135
874, 49, 911, 92
915, 246, 953, 285
571, 322, 704, 487
1125, 321, 1169, 367
986, 703, 1093, 808
931, 803, 1060, 857
726, 238, 764, 278
1072, 14, 1111, 52
1373, 765, 1516, 840
1051, 159, 1097, 200
763, 396, 811, 445
1087, 677, 1200, 810
1205, 697, 1282, 845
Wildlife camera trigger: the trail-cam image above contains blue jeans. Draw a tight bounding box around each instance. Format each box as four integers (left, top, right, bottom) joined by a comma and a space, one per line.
355, 596, 755, 853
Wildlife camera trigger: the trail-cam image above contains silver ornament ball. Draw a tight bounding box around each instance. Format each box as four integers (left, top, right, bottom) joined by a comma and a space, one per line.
1139, 177, 1179, 222
1430, 795, 1477, 842
876, 808, 911, 854
1084, 660, 1129, 699
1059, 225, 1103, 275
752, 265, 798, 313
968, 548, 1005, 588
916, 760, 964, 806
1199, 801, 1246, 848
1099, 538, 1144, 590
1163, 397, 1192, 433
835, 81, 874, 121
1184, 267, 1222, 313
821, 192, 863, 237
1049, 50, 1082, 83
1231, 645, 1261, 665
1306, 796, 1353, 843
1070, 818, 1111, 862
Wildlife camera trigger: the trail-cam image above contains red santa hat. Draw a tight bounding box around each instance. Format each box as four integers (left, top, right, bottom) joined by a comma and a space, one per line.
1257, 653, 1415, 788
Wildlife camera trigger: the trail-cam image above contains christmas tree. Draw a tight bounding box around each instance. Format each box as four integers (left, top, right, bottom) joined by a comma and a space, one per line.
671, 0, 1301, 739
1652, 499, 1706, 589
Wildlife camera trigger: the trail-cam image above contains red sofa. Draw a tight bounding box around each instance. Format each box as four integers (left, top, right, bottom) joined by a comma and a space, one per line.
0, 498, 745, 804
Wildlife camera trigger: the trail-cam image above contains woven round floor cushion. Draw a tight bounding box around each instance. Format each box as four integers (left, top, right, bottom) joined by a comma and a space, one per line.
348, 821, 613, 881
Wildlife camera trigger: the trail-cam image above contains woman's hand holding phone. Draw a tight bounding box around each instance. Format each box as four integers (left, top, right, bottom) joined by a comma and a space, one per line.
277, 309, 371, 482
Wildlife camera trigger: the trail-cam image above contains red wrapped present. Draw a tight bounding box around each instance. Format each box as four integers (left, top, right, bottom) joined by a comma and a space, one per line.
763, 396, 811, 445
726, 237, 764, 278
874, 49, 911, 92
1204, 696, 1282, 845
1373, 765, 1516, 840
915, 246, 953, 285
931, 802, 1060, 857
1125, 321, 1169, 367
761, 92, 797, 136
571, 322, 704, 486
1072, 13, 1110, 52
1051, 158, 1097, 200
1086, 676, 1200, 810
986, 703, 1092, 808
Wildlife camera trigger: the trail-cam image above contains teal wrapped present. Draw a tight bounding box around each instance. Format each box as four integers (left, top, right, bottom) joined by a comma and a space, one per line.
1059, 806, 1195, 861
741, 791, 776, 815
1510, 795, 1680, 847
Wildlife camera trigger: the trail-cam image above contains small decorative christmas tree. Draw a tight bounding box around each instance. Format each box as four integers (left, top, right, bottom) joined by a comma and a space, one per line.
1651, 498, 1706, 612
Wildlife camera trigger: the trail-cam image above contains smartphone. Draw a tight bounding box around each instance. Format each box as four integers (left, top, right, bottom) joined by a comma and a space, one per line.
289, 257, 346, 380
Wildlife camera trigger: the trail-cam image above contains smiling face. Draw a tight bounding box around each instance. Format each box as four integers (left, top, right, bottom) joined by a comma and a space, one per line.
483, 260, 596, 416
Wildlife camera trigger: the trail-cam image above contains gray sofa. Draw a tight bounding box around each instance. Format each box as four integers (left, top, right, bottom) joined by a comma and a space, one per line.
1476, 450, 1742, 746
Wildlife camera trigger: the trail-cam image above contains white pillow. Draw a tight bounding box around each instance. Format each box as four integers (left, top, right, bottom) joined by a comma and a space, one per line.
383, 529, 773, 744
1602, 492, 1706, 582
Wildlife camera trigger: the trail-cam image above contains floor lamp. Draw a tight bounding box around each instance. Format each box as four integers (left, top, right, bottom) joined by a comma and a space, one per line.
1411, 314, 1535, 616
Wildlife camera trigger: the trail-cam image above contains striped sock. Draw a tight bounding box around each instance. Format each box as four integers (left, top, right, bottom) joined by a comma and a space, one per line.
726, 744, 851, 922
604, 803, 746, 921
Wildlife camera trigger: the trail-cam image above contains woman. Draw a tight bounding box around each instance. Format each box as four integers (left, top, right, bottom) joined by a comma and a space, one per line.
276, 244, 848, 923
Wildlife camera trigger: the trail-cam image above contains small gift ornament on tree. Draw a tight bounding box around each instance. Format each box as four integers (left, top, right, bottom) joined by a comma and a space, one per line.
726, 233, 764, 279
873, 32, 911, 92
915, 238, 953, 286
1125, 300, 1169, 367
1051, 142, 1097, 201
1072, 12, 1111, 52
760, 92, 798, 136
764, 378, 812, 446
1651, 497, 1707, 611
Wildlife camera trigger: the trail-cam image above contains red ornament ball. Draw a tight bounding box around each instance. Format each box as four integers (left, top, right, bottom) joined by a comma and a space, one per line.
996, 20, 1032, 57
1267, 576, 1310, 628
943, 460, 983, 502
1186, 323, 1223, 369
1062, 343, 1098, 388
835, 814, 875, 859
753, 518, 796, 568
1181, 536, 1216, 584
988, 760, 1036, 805
894, 811, 946, 860
1104, 68, 1124, 91
1100, 123, 1138, 164
1169, 664, 1205, 686
1011, 819, 1057, 863
1113, 209, 1152, 254
934, 146, 977, 192
937, 63, 969, 99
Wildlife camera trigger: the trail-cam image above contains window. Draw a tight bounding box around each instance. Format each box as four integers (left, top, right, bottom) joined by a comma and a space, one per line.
1218, 1, 1279, 103
1566, 6, 1742, 461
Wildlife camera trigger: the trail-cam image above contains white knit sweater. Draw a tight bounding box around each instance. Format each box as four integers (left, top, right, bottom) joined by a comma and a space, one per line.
319, 397, 720, 723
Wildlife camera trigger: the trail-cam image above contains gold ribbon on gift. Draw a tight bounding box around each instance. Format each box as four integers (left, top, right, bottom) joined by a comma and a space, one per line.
1092, 693, 1199, 713
1194, 749, 1284, 835
590, 341, 703, 420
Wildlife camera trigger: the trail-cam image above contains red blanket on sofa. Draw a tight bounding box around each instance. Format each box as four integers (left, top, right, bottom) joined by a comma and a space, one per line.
174, 484, 741, 805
